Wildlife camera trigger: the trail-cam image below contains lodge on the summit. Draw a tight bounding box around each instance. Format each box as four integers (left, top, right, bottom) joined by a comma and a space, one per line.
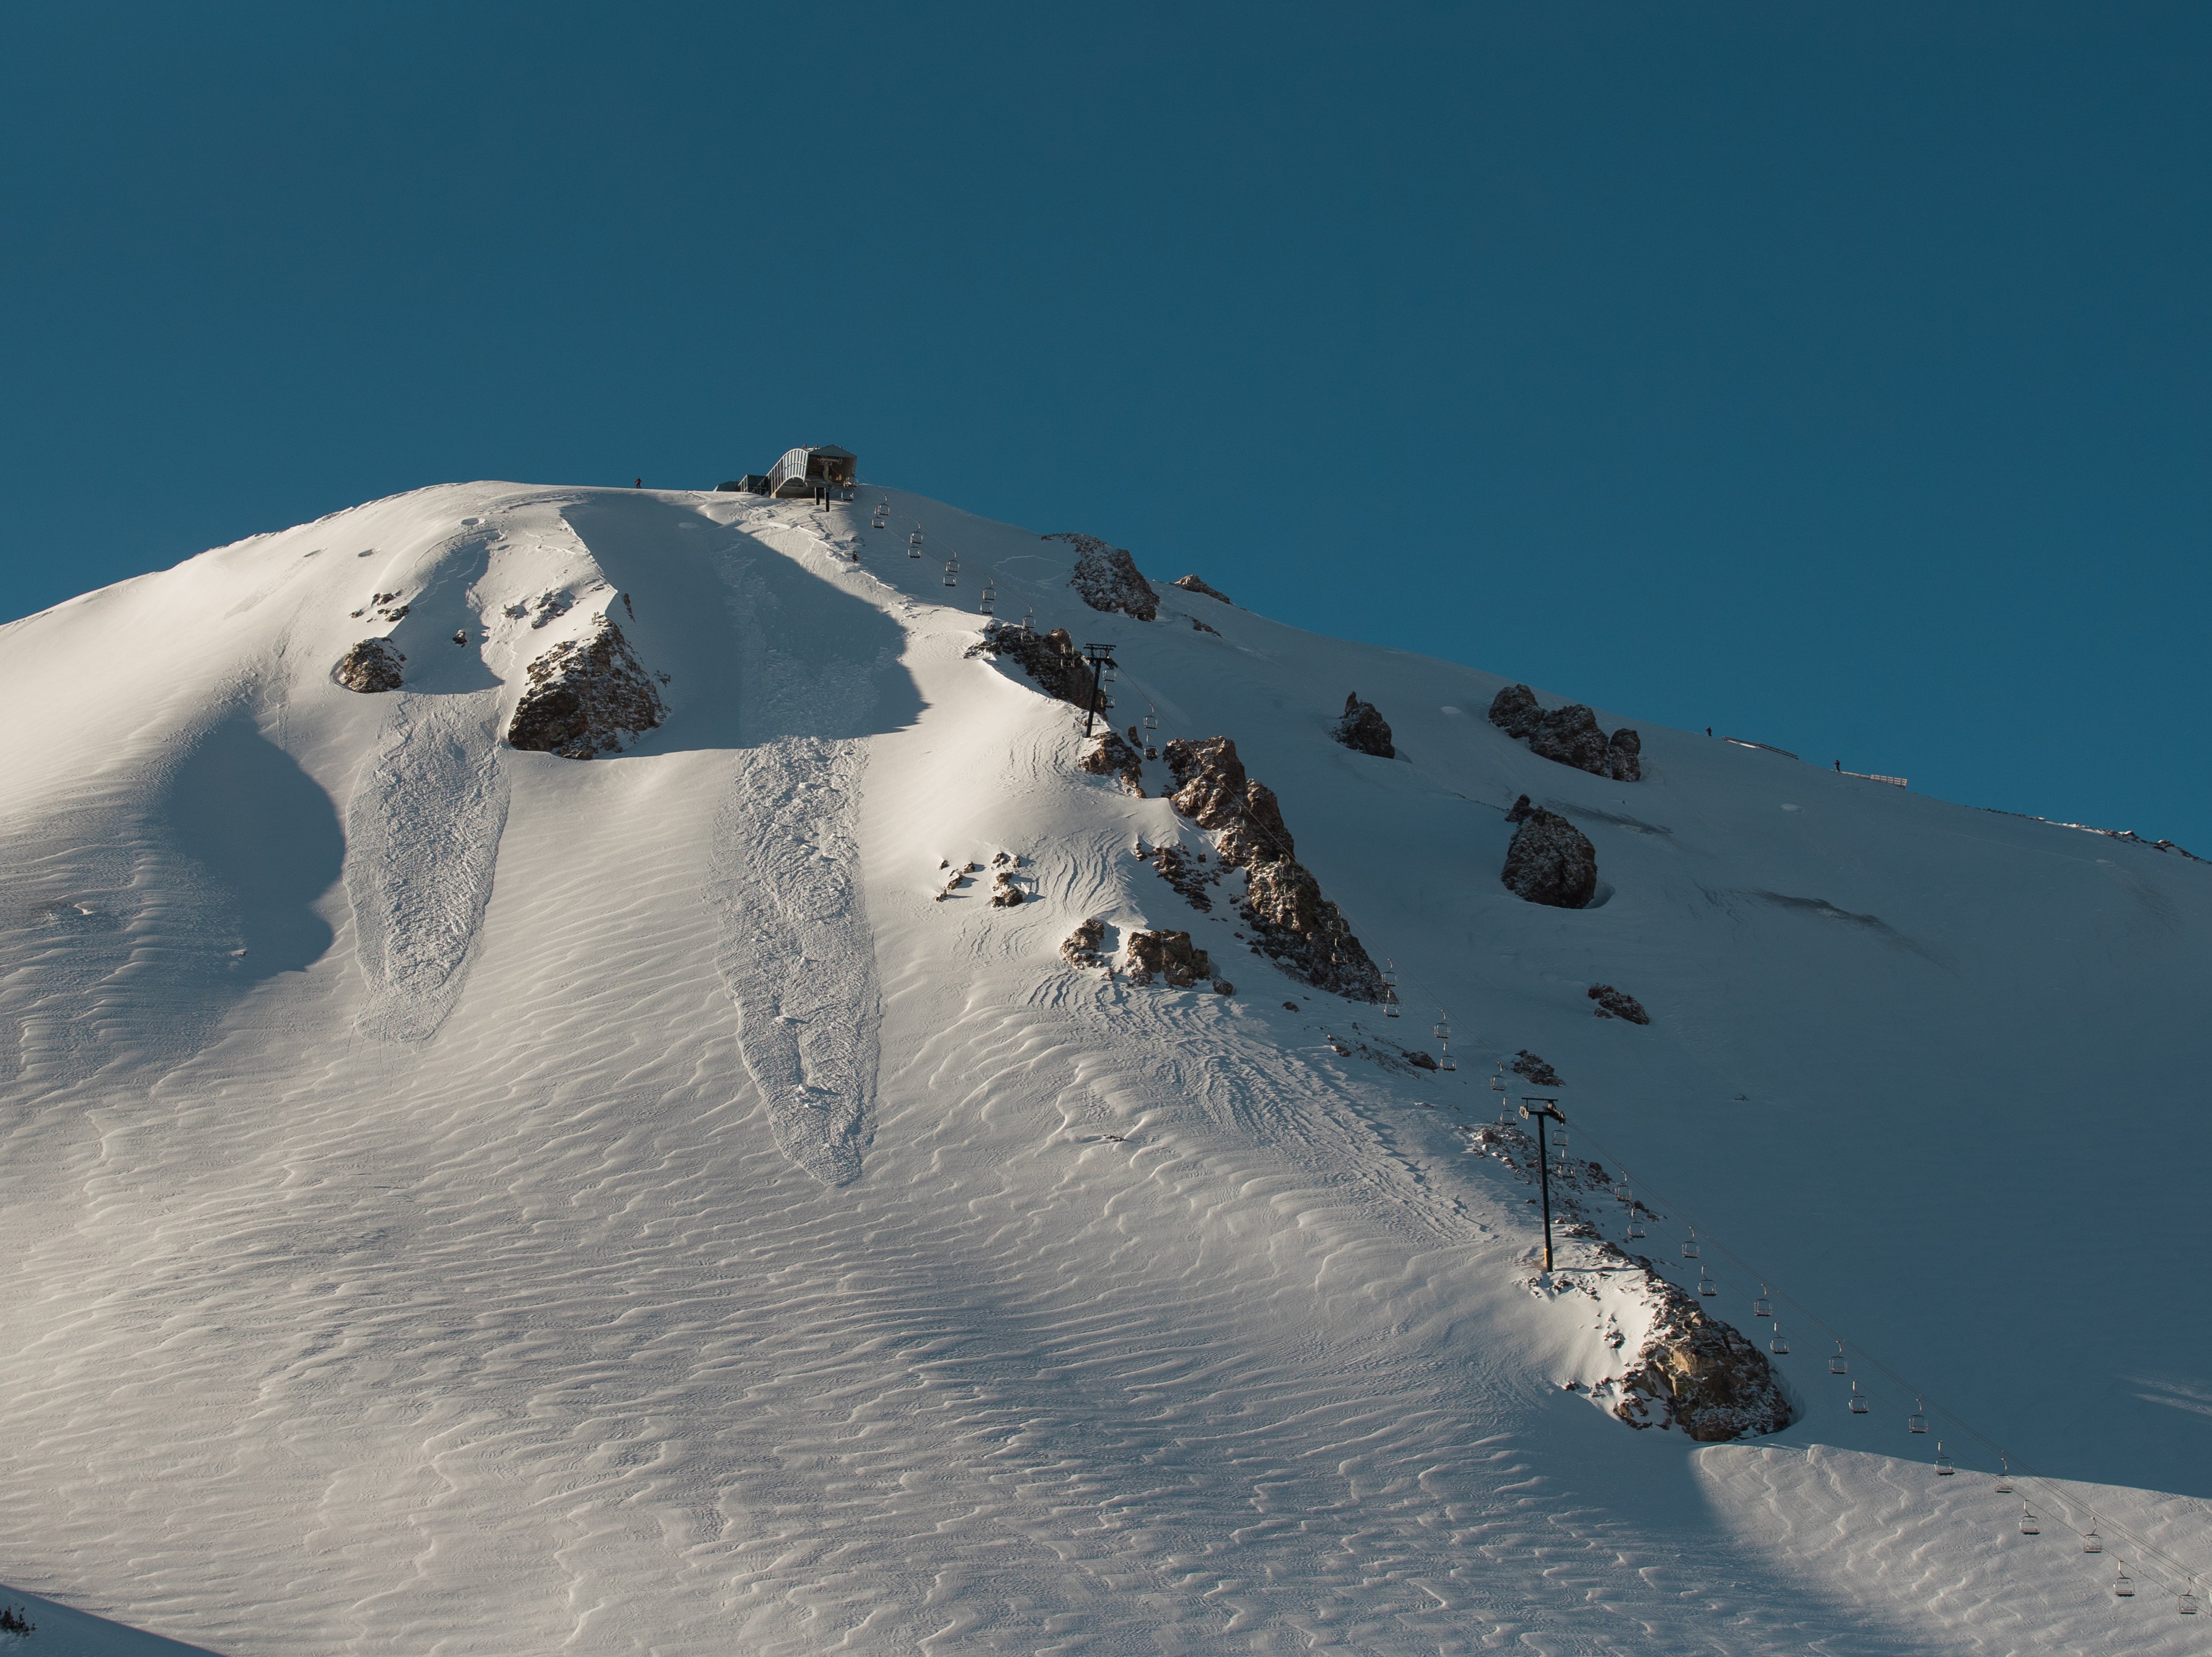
720, 444, 858, 500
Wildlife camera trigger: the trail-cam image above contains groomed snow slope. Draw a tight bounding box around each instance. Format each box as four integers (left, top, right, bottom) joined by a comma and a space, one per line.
2, 482, 2207, 1655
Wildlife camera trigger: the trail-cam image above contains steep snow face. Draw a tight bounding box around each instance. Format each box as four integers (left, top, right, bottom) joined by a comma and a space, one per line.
1, 481, 2209, 1655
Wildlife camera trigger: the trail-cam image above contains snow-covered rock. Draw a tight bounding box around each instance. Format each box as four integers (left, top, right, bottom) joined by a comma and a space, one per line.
1048, 531, 1159, 620
1502, 793, 1600, 908
332, 636, 405, 692
1332, 690, 1395, 758
1590, 983, 1650, 1023
1172, 573, 1232, 604
1122, 927, 1212, 987
1489, 682, 1641, 781
506, 616, 665, 759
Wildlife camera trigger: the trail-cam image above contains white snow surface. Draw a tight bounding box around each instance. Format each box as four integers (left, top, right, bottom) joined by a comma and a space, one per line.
2, 481, 2208, 1654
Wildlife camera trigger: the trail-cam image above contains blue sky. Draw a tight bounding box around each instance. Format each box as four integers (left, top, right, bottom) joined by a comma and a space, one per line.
5, 2, 2206, 849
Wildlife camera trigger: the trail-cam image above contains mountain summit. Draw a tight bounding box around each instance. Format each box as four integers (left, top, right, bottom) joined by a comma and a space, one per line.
2, 480, 2207, 1654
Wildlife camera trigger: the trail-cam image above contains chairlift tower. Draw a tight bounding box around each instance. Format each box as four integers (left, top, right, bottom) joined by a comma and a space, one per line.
1082, 643, 1114, 738
1519, 1097, 1565, 1272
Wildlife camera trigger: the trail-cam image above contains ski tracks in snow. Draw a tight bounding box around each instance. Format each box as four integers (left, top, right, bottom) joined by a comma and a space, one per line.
711, 738, 880, 1185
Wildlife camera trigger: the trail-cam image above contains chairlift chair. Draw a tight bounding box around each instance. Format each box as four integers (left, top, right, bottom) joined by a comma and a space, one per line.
1681, 1228, 1701, 1261
942, 563, 957, 587
1769, 1323, 1789, 1355
1752, 1285, 1773, 1319
2083, 1529, 2102, 1554
1383, 988, 1400, 1018
1828, 1342, 1848, 1375
1439, 1043, 1456, 1071
1934, 1441, 1954, 1475
1697, 1272, 1716, 1298
2019, 1504, 2039, 1536
1143, 707, 1159, 733
1021, 606, 1035, 633
1994, 1458, 2014, 1494
1626, 1212, 1646, 1240
1908, 1399, 1929, 1434
1848, 1382, 1869, 1414
1433, 1017, 1450, 1043
2180, 1581, 2199, 1615
2115, 1567, 2135, 1598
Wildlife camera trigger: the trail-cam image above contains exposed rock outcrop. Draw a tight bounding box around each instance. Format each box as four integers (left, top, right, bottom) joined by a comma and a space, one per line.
1501, 795, 1598, 909
506, 617, 666, 759
1488, 684, 1641, 781
1613, 1277, 1796, 1442
1139, 842, 1217, 912
1078, 730, 1144, 795
1331, 693, 1394, 759
333, 637, 405, 693
1589, 984, 1650, 1024
988, 872, 1026, 907
1461, 1118, 1791, 1443
1123, 929, 1213, 988
968, 621, 1103, 709
1061, 917, 1109, 968
1510, 1049, 1563, 1087
1173, 574, 1232, 604
1047, 533, 1159, 621
1161, 736, 1384, 1001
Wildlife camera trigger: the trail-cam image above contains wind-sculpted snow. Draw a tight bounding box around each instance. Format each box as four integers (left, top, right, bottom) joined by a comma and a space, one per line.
3, 479, 2211, 1655
712, 738, 879, 1185
344, 690, 509, 1041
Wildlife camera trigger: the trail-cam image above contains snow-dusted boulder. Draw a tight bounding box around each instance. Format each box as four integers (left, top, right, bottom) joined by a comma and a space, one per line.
1123, 929, 1212, 987
1613, 1276, 1795, 1442
1048, 533, 1159, 621
1501, 796, 1598, 909
1173, 573, 1232, 604
333, 637, 405, 693
1332, 691, 1394, 759
1511, 1048, 1563, 1087
1078, 729, 1144, 794
1589, 983, 1649, 1023
970, 621, 1099, 707
1487, 682, 1542, 739
506, 617, 665, 760
1489, 684, 1641, 781
1061, 917, 1108, 968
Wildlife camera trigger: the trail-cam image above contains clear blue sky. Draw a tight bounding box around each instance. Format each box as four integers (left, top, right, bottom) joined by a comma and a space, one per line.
5, 3, 2206, 849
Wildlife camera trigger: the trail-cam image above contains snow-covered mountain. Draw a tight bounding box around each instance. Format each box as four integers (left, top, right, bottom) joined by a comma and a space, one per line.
3, 480, 2208, 1655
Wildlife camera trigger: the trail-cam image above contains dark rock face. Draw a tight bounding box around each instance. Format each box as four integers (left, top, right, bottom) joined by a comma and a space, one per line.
1501, 796, 1598, 909
1613, 1277, 1796, 1442
968, 622, 1103, 709
1061, 917, 1108, 968
1162, 736, 1384, 1001
1078, 730, 1145, 795
506, 618, 666, 760
1046, 533, 1159, 621
988, 872, 1026, 907
1332, 693, 1395, 759
1123, 929, 1213, 987
1589, 983, 1650, 1024
1511, 1049, 1563, 1087
333, 638, 405, 693
1487, 683, 1542, 740
1488, 684, 1641, 781
1173, 574, 1232, 604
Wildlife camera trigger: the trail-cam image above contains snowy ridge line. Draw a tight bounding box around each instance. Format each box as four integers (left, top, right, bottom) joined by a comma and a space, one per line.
1563, 1111, 2208, 1604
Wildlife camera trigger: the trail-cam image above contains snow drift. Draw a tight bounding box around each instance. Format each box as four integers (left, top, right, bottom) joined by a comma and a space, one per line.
2, 480, 2209, 1656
